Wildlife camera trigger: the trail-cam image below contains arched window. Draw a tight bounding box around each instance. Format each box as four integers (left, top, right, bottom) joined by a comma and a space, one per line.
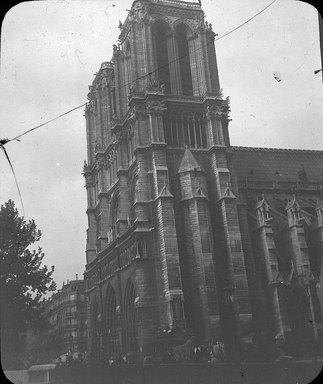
152, 21, 171, 93
176, 24, 193, 96
124, 280, 138, 352
105, 285, 118, 355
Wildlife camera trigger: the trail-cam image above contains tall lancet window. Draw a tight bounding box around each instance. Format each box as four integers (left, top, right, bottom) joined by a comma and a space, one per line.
176, 24, 193, 96
152, 21, 171, 93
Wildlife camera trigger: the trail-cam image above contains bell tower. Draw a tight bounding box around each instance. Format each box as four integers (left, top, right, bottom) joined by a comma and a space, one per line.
84, 0, 252, 359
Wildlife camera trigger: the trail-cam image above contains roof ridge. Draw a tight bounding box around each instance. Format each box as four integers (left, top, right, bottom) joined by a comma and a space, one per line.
231, 146, 323, 154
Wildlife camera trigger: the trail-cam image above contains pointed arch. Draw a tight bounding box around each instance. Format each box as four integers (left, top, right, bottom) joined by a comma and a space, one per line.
105, 284, 118, 355
124, 279, 138, 352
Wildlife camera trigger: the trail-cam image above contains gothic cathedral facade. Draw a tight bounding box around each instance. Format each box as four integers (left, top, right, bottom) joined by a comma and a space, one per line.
83, 0, 323, 359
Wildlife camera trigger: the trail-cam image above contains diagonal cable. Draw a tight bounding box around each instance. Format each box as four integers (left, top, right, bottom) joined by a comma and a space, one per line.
1, 144, 25, 216
1, 0, 277, 146
7, 103, 86, 144
121, 0, 278, 91
0, 0, 278, 217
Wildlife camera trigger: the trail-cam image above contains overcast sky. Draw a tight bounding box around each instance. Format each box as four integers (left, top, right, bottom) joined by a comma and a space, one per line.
1, 0, 322, 290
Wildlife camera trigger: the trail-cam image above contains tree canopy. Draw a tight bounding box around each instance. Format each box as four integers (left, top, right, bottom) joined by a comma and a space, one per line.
0, 200, 56, 369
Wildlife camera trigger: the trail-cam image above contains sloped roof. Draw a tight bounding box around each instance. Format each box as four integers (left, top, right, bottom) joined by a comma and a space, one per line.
231, 146, 323, 183
178, 148, 203, 173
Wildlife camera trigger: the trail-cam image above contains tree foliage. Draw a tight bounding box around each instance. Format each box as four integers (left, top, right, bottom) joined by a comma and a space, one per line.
0, 200, 56, 368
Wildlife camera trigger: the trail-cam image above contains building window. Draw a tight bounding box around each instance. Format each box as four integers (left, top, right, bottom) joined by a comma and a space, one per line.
176, 24, 193, 96
152, 21, 171, 93
163, 111, 206, 148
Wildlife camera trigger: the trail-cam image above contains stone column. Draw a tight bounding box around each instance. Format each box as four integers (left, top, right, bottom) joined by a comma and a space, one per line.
116, 169, 130, 237
188, 37, 200, 96
153, 150, 183, 327
85, 103, 96, 166
205, 101, 226, 147
177, 149, 212, 340
113, 45, 126, 118
134, 246, 159, 356
133, 149, 150, 224
208, 147, 251, 359
284, 196, 318, 340
285, 197, 308, 275
205, 29, 221, 93
253, 197, 284, 337
314, 201, 323, 316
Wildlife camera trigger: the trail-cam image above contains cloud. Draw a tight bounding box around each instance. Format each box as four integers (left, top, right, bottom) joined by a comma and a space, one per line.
1, 0, 322, 288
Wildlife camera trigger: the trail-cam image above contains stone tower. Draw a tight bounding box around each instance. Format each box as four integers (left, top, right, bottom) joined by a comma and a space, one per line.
83, 0, 323, 360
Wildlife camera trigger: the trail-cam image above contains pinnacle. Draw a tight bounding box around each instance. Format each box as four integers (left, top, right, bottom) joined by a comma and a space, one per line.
222, 184, 237, 199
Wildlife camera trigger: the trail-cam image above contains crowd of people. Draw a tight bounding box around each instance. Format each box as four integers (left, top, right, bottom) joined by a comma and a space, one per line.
54, 331, 322, 368
97, 332, 295, 366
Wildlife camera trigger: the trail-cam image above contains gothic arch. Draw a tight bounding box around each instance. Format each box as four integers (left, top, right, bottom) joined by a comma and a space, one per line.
151, 18, 172, 38
124, 279, 138, 352
104, 284, 119, 355
173, 20, 194, 38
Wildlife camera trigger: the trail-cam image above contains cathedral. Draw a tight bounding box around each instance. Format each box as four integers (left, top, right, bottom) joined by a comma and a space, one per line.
83, 0, 323, 360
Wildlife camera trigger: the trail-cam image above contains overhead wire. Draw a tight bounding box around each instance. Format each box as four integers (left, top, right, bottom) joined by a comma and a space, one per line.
5, 103, 86, 145
1, 103, 85, 216
1, 145, 25, 216
1, 0, 277, 146
1, 0, 277, 215
119, 0, 277, 92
